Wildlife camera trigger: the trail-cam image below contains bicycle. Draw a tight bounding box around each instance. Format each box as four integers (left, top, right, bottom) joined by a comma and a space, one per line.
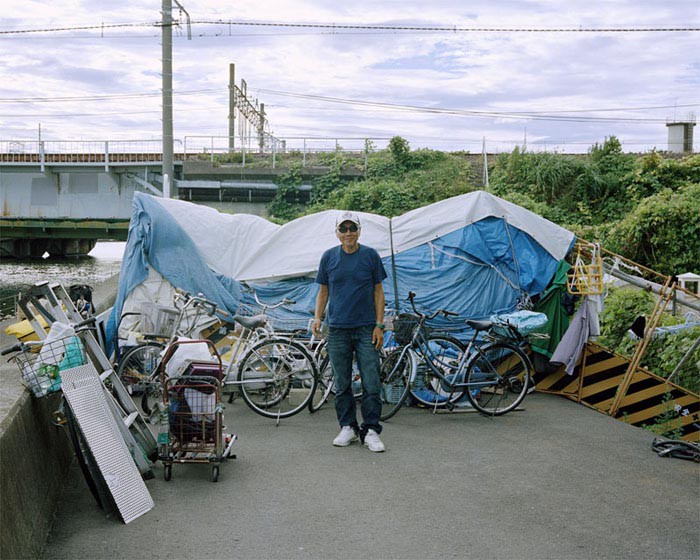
138, 290, 318, 420
379, 292, 533, 420
308, 337, 367, 413
308, 316, 464, 415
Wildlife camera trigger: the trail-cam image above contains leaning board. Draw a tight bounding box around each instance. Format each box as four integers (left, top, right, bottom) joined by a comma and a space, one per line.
61, 364, 154, 523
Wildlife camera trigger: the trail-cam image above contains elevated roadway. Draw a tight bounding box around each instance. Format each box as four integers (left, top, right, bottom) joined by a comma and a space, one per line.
1, 147, 362, 258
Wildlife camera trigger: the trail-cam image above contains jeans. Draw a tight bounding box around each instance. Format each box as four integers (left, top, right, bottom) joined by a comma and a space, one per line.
327, 325, 382, 436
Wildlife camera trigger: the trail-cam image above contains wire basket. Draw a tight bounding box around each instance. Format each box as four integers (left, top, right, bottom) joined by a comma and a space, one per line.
12, 336, 87, 398
140, 303, 179, 338
267, 316, 314, 337
392, 313, 420, 346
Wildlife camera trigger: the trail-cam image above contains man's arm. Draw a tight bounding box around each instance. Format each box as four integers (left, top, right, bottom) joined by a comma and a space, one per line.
372, 283, 385, 349
313, 284, 329, 336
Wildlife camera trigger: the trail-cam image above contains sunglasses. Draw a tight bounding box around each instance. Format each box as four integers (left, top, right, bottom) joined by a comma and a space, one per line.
337, 224, 359, 233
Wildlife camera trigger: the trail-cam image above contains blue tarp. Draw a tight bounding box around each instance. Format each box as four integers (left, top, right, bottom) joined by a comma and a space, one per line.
106, 192, 574, 351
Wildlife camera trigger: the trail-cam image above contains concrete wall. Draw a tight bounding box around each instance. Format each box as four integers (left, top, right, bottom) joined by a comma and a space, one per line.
0, 168, 139, 219
0, 392, 72, 559
0, 277, 118, 559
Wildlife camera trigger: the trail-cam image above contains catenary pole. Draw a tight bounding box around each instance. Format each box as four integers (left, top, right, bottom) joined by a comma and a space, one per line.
161, 0, 174, 198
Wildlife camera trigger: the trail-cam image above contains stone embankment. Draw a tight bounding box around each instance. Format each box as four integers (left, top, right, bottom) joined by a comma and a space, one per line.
0, 275, 119, 559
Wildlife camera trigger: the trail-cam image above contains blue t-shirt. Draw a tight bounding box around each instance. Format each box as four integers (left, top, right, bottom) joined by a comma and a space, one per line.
316, 244, 387, 328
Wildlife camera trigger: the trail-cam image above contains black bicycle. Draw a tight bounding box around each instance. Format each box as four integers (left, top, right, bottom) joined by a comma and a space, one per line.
379, 292, 533, 420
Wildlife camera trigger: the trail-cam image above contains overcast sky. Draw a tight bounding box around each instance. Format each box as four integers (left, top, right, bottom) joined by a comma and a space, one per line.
1, 1, 698, 153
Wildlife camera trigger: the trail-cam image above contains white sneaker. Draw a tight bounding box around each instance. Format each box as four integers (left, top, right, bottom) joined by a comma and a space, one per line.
333, 426, 358, 447
363, 429, 385, 453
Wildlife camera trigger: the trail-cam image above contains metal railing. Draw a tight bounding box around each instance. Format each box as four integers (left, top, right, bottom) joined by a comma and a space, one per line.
182, 135, 392, 169
0, 137, 395, 169
0, 139, 173, 168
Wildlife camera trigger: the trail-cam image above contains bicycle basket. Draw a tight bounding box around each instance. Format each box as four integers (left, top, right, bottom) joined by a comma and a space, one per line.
140, 302, 179, 338
13, 335, 87, 398
392, 313, 420, 346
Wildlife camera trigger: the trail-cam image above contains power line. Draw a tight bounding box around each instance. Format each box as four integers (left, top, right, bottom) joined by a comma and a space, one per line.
0, 21, 169, 35
251, 88, 687, 123
193, 20, 700, 33
0, 88, 224, 104
1, 86, 695, 120
1, 19, 698, 36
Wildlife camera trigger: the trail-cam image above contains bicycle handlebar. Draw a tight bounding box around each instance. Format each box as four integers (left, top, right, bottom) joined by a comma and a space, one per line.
173, 289, 230, 318
1, 344, 23, 356
407, 291, 457, 321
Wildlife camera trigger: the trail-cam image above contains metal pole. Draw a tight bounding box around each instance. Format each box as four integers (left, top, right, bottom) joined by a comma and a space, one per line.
303, 138, 306, 167
161, 0, 174, 198
258, 103, 265, 154
482, 136, 489, 188
364, 138, 369, 177
228, 63, 235, 154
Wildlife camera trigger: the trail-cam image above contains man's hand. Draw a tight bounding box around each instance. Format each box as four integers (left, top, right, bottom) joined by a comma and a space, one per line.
372, 326, 384, 349
312, 318, 323, 337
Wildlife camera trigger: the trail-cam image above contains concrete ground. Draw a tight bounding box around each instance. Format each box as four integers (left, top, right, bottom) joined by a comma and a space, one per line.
42, 393, 698, 560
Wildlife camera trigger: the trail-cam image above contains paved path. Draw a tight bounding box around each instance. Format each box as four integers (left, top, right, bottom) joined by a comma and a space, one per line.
41, 393, 698, 560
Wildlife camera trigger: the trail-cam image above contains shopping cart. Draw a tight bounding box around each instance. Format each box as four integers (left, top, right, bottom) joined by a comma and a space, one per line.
156, 339, 236, 482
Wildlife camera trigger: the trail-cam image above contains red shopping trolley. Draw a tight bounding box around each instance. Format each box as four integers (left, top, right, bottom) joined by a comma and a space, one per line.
156, 339, 236, 482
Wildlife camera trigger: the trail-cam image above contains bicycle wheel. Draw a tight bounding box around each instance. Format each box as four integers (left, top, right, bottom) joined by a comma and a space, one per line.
379, 348, 414, 421
237, 337, 318, 419
465, 342, 531, 416
140, 370, 164, 417
410, 335, 466, 407
116, 342, 163, 394
63, 399, 115, 511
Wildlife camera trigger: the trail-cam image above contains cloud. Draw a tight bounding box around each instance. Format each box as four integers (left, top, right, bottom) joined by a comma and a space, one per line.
0, 0, 698, 151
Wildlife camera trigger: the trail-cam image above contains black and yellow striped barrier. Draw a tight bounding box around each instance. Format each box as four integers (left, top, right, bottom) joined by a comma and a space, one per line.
533, 342, 700, 443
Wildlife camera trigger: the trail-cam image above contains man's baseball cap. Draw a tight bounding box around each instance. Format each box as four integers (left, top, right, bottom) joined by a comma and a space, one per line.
335, 211, 361, 227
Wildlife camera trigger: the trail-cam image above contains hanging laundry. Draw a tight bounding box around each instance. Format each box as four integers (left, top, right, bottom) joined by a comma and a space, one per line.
550, 296, 600, 375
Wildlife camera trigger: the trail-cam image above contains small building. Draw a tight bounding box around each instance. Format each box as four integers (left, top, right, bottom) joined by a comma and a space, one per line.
677, 272, 700, 295
666, 115, 696, 153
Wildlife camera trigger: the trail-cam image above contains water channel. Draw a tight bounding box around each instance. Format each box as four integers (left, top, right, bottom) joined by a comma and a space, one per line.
0, 242, 126, 319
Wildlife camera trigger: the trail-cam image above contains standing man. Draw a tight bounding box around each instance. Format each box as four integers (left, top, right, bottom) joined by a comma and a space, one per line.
313, 211, 387, 452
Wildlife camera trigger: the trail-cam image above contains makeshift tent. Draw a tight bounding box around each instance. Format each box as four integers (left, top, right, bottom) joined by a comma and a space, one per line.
106, 190, 575, 350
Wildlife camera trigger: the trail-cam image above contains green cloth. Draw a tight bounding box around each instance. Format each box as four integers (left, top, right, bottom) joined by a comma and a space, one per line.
531, 260, 572, 358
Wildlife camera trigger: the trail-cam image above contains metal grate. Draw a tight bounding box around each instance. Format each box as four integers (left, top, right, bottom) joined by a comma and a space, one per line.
61, 364, 154, 524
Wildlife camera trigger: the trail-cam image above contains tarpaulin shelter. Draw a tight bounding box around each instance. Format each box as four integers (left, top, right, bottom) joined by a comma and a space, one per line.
106, 190, 575, 349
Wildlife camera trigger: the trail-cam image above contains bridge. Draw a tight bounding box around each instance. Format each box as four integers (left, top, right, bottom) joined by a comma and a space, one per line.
0, 137, 391, 258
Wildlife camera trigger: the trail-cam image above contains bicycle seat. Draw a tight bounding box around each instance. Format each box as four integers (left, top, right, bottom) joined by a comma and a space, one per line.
233, 314, 267, 330
466, 319, 492, 332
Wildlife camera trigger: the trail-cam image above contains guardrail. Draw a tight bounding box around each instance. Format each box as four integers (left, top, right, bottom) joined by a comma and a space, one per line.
183, 135, 392, 169
0, 137, 395, 169
0, 139, 176, 168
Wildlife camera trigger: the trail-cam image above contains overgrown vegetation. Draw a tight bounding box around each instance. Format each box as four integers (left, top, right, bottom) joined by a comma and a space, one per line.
489, 139, 700, 277
269, 136, 474, 220
598, 287, 699, 394
269, 136, 698, 280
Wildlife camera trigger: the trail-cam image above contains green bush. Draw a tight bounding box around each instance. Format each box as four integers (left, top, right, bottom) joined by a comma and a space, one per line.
603, 183, 700, 276
597, 286, 699, 393
598, 287, 655, 350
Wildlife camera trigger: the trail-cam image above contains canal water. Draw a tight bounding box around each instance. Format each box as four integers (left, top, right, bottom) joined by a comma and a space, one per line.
0, 242, 126, 319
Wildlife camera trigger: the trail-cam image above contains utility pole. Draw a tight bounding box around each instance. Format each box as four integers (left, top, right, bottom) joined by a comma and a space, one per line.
482, 136, 489, 188
228, 63, 235, 153
161, 0, 190, 198
161, 0, 174, 198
